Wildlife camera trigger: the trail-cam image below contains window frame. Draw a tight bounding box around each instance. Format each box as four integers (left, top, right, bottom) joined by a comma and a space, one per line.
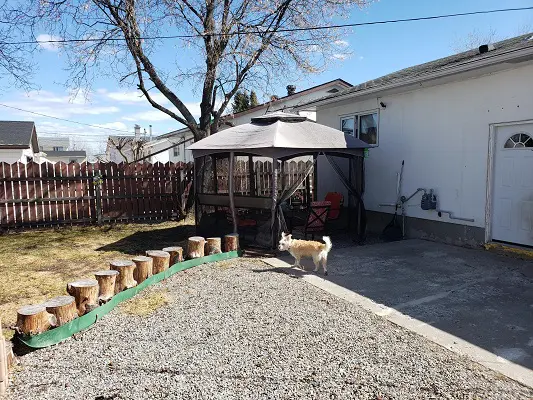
173, 145, 180, 157
339, 109, 380, 147
503, 132, 533, 150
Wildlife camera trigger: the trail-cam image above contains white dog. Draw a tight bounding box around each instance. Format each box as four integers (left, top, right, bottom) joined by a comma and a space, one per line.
278, 232, 332, 275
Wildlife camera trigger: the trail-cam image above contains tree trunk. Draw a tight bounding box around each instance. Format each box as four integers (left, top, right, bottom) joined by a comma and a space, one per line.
132, 256, 153, 283
94, 270, 120, 303
187, 236, 205, 259
44, 296, 78, 327
145, 251, 170, 274
205, 237, 222, 255
66, 279, 99, 315
110, 260, 137, 293
162, 247, 183, 265
224, 233, 240, 252
16, 305, 52, 335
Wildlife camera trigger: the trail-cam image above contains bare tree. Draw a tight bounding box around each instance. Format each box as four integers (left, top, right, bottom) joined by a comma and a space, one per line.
6, 0, 368, 140
452, 25, 532, 53
0, 0, 35, 88
107, 136, 146, 162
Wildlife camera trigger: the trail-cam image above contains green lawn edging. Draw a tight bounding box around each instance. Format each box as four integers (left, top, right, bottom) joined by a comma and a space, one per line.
18, 251, 241, 349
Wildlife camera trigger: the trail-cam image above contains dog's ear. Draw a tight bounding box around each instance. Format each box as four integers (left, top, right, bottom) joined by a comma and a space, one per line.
287, 234, 292, 240
281, 232, 286, 238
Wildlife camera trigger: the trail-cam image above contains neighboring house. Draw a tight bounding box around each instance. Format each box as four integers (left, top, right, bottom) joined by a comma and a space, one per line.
106, 125, 149, 163
0, 121, 42, 163
295, 33, 533, 248
43, 150, 87, 164
39, 137, 70, 152
39, 137, 87, 163
157, 79, 353, 163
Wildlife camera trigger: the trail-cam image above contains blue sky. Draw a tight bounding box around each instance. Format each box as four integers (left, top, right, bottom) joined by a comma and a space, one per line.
1, 0, 532, 155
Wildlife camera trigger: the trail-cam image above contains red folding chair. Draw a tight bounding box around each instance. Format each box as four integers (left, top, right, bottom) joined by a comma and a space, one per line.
292, 201, 331, 240
324, 192, 343, 220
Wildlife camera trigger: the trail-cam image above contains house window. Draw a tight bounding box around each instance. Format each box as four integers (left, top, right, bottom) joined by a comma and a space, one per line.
504, 133, 533, 148
341, 116, 356, 136
359, 113, 378, 145
173, 146, 180, 156
340, 111, 379, 146
53, 146, 64, 151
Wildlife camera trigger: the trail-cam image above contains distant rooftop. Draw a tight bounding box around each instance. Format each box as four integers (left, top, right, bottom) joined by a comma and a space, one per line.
0, 121, 36, 148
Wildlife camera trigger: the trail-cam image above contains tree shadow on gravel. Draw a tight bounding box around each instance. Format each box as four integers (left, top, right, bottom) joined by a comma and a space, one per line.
96, 224, 196, 255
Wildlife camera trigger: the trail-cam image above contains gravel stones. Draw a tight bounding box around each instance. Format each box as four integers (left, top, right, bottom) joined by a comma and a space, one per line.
7, 259, 532, 399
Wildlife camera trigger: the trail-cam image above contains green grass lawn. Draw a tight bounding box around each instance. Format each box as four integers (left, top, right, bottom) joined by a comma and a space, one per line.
0, 218, 195, 339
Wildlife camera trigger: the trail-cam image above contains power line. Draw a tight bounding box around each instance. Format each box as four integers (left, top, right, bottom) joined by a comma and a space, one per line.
0, 103, 133, 133
3, 6, 533, 45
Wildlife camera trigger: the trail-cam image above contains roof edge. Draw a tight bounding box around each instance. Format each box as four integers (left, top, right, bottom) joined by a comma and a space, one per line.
297, 41, 533, 110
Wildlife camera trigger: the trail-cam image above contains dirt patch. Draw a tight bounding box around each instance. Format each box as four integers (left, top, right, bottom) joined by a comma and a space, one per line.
119, 289, 170, 317
0, 219, 194, 336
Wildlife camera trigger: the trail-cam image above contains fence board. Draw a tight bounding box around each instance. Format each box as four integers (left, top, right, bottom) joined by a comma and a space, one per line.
0, 163, 8, 226
144, 163, 153, 219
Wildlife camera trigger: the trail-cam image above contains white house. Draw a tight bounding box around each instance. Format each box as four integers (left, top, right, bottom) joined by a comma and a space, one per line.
296, 33, 533, 248
0, 121, 43, 163
39, 137, 87, 163
156, 79, 353, 163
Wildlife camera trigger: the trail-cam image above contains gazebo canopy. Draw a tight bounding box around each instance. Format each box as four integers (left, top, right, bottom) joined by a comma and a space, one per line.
188, 111, 370, 159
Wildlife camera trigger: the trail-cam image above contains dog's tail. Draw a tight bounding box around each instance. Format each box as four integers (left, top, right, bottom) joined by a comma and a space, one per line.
322, 236, 332, 253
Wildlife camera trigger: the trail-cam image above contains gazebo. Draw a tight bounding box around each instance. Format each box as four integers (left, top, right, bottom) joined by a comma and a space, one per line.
188, 111, 370, 248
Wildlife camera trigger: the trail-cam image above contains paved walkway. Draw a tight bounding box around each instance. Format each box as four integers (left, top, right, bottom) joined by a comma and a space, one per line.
267, 239, 533, 387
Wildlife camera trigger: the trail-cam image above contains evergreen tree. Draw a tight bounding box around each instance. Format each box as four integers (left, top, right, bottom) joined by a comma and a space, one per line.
232, 91, 250, 113
250, 91, 259, 108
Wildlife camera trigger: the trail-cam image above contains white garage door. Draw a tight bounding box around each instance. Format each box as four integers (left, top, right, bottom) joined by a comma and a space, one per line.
492, 123, 533, 247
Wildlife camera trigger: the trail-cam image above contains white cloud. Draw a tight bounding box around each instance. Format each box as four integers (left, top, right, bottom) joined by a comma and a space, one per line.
105, 90, 170, 105
36, 34, 62, 52
332, 53, 348, 60
334, 40, 349, 47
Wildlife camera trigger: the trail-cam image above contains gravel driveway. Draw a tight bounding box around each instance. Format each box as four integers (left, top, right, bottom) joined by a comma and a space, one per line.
7, 259, 533, 399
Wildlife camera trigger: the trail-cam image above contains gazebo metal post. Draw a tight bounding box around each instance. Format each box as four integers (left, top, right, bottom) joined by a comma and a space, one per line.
271, 157, 279, 248
228, 152, 238, 233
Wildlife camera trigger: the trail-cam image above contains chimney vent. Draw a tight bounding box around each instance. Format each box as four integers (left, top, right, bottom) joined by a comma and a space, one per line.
478, 43, 495, 54
286, 85, 296, 96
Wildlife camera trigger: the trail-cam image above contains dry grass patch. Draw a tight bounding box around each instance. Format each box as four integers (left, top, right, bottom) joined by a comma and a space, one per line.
120, 289, 170, 317
1, 220, 194, 335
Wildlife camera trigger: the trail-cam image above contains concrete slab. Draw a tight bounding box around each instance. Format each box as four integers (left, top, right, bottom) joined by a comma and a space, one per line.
264, 239, 533, 388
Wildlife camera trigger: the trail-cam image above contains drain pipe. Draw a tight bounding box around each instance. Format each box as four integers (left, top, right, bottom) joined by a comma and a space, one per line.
437, 210, 475, 222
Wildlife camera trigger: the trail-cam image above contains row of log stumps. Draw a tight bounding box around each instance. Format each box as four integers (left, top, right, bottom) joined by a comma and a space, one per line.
14, 233, 240, 337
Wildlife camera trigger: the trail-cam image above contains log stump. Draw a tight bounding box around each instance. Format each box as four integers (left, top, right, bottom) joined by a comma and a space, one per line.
146, 251, 170, 274
132, 256, 153, 283
66, 279, 99, 315
16, 305, 52, 335
94, 270, 120, 304
110, 260, 137, 294
44, 296, 77, 327
162, 246, 183, 265
205, 237, 222, 255
224, 233, 240, 252
187, 236, 205, 259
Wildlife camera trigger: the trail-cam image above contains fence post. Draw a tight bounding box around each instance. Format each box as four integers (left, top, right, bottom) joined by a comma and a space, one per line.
93, 174, 103, 225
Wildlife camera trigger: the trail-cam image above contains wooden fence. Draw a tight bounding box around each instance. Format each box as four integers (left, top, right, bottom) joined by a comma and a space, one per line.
0, 161, 193, 228
215, 158, 314, 197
